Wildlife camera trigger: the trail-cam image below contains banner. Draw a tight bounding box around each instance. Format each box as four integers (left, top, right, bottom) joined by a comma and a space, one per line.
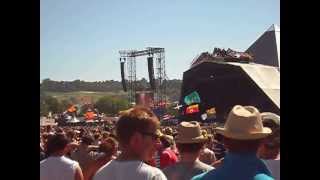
184, 91, 201, 105
85, 111, 96, 120
67, 105, 77, 113
206, 107, 216, 114
201, 113, 208, 120
186, 104, 200, 114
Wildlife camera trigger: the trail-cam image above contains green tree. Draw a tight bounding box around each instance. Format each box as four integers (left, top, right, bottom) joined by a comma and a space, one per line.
60, 99, 72, 112
40, 101, 49, 116
95, 96, 130, 115
44, 96, 61, 114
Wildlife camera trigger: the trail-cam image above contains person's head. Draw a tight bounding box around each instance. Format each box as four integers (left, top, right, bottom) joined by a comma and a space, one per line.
46, 125, 51, 132
102, 131, 110, 140
94, 133, 101, 141
164, 127, 173, 136
99, 142, 115, 158
175, 121, 207, 155
46, 133, 70, 156
214, 133, 224, 143
205, 134, 214, 149
55, 127, 64, 134
215, 105, 272, 154
102, 137, 118, 156
116, 106, 160, 161
66, 130, 75, 141
81, 135, 94, 146
260, 112, 280, 138
223, 137, 262, 153
160, 135, 174, 149
258, 112, 280, 159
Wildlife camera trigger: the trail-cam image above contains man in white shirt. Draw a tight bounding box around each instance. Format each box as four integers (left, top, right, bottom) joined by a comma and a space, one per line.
94, 106, 167, 180
40, 133, 84, 180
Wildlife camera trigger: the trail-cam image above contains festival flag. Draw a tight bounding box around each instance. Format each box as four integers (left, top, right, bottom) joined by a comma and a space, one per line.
185, 104, 200, 114
184, 91, 201, 105
85, 111, 96, 120
201, 113, 208, 120
206, 107, 217, 119
67, 105, 76, 113
206, 107, 216, 114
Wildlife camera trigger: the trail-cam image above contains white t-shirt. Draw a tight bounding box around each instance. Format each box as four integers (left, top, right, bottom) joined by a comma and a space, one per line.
40, 156, 79, 180
93, 160, 167, 180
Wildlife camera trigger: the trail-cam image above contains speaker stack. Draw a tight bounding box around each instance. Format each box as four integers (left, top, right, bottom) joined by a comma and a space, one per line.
120, 58, 127, 92
147, 57, 155, 90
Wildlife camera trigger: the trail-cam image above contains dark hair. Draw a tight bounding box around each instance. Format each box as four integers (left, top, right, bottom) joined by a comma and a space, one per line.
46, 125, 51, 132
109, 133, 118, 140
81, 135, 94, 145
262, 117, 280, 149
104, 137, 118, 146
46, 133, 70, 156
101, 137, 118, 156
66, 130, 75, 140
56, 127, 64, 133
223, 137, 262, 153
94, 133, 100, 140
102, 131, 110, 139
214, 133, 224, 142
176, 143, 205, 153
116, 106, 159, 144
99, 142, 115, 157
263, 120, 280, 140
160, 136, 172, 148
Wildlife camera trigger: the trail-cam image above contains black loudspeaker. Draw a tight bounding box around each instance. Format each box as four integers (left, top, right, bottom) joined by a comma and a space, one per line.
120, 62, 127, 92
147, 57, 155, 90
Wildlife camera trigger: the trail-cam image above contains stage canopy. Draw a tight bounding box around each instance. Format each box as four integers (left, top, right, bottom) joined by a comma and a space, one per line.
246, 24, 280, 68
179, 61, 280, 122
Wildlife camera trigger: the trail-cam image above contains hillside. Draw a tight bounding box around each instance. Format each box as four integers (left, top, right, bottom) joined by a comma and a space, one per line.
41, 78, 182, 102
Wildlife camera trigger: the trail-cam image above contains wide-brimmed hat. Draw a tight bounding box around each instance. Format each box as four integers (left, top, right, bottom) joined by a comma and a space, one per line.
175, 121, 207, 144
215, 105, 272, 140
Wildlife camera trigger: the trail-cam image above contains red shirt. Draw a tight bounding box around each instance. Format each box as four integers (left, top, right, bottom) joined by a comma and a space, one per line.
160, 148, 178, 169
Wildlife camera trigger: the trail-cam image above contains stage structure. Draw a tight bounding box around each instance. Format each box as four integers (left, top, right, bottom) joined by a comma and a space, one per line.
119, 47, 167, 107
179, 60, 280, 123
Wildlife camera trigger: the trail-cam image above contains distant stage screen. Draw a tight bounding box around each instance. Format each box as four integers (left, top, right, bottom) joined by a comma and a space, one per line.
135, 91, 154, 107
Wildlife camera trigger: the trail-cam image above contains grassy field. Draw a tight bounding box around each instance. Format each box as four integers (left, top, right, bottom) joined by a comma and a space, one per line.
46, 91, 128, 103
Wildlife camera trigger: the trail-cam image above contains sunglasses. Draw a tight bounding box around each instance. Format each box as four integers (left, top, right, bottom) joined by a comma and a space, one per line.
140, 132, 161, 140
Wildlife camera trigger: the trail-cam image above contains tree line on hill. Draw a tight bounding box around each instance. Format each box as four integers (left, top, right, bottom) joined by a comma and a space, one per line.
40, 78, 182, 116
40, 91, 130, 117
40, 78, 182, 101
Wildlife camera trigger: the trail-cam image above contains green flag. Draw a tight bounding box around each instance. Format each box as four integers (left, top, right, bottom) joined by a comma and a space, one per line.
184, 91, 201, 105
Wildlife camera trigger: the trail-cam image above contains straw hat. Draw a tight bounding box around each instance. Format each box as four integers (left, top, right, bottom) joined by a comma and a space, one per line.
175, 121, 207, 144
215, 105, 272, 140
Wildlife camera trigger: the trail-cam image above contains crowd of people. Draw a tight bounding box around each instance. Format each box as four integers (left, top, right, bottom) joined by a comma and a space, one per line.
40, 105, 280, 180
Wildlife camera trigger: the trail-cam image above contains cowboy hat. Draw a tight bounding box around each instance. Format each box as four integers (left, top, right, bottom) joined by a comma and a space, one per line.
215, 105, 272, 140
175, 121, 207, 144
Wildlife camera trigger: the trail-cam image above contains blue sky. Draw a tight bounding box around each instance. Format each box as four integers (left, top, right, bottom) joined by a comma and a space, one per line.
41, 0, 279, 82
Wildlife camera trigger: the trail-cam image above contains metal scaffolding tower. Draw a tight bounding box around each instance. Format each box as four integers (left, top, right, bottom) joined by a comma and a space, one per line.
119, 47, 167, 107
